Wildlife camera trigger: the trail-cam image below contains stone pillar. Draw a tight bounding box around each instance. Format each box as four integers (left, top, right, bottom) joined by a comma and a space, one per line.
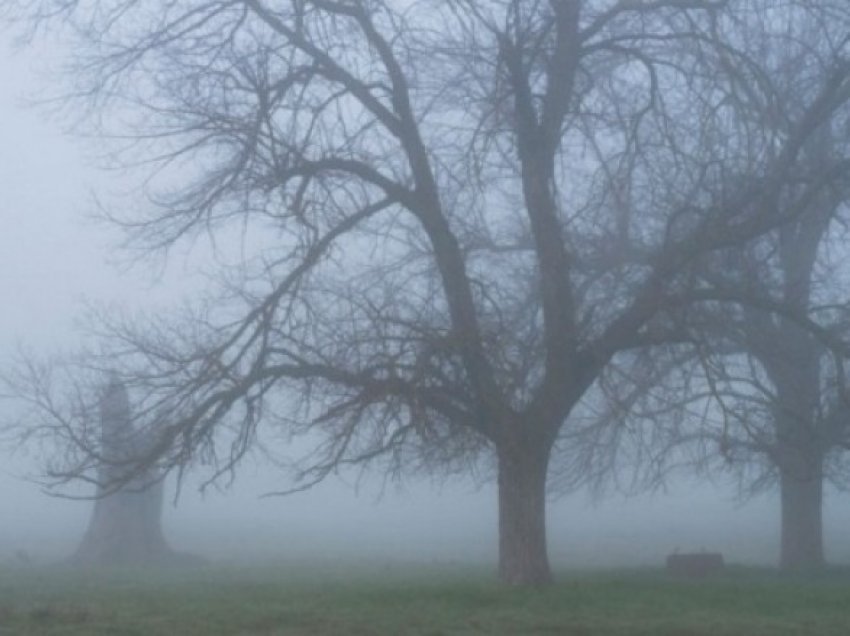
71, 376, 183, 565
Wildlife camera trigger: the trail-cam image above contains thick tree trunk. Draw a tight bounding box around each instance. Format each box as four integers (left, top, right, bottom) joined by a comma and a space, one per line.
497, 434, 552, 586
765, 319, 826, 572
779, 459, 824, 571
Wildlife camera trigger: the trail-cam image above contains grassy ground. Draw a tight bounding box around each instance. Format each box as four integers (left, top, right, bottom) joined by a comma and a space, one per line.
1, 563, 849, 635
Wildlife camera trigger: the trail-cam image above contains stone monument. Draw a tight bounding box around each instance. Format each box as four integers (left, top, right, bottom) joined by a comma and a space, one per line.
72, 376, 186, 565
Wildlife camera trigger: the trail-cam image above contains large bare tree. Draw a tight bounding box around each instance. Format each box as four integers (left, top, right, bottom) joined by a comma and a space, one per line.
674, 126, 850, 570
6, 0, 850, 584
629, 8, 850, 570
553, 3, 850, 571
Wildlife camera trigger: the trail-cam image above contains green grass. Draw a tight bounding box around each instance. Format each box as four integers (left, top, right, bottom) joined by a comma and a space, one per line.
1, 563, 849, 635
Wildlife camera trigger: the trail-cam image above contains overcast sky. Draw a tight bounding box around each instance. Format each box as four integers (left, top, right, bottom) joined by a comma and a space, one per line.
1, 33, 849, 571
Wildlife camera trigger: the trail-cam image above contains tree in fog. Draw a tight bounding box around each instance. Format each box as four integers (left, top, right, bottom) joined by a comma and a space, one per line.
562, 6, 850, 570
680, 129, 850, 570
6, 1, 850, 584
670, 8, 850, 571
585, 134, 850, 570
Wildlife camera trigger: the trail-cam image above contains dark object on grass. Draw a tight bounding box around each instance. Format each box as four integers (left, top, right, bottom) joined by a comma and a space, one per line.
71, 376, 201, 566
666, 552, 725, 578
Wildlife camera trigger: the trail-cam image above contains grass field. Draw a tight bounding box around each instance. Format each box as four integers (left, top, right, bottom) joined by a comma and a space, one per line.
1, 563, 849, 635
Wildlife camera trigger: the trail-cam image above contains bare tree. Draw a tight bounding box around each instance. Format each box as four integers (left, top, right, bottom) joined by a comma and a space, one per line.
674, 129, 850, 570
6, 0, 850, 584
638, 8, 850, 570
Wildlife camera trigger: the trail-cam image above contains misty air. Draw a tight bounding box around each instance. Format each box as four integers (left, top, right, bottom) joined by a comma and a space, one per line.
2, 1, 850, 634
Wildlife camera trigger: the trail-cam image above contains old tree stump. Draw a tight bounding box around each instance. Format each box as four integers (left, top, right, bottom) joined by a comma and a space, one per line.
72, 377, 195, 565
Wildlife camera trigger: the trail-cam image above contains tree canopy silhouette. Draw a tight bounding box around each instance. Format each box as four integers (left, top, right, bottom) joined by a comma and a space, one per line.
6, 0, 850, 584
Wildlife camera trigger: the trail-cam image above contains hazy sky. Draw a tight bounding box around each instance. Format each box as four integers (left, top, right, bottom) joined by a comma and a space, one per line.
1, 34, 848, 571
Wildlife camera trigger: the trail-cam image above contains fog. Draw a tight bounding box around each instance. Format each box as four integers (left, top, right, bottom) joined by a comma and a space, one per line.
9, 444, 850, 569
1, 32, 850, 574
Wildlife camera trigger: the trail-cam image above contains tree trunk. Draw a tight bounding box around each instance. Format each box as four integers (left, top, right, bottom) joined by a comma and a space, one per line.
497, 433, 552, 586
765, 321, 825, 572
779, 459, 824, 571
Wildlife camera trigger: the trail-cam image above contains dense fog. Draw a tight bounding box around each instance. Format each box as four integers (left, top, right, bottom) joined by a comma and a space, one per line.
5, 438, 850, 569
2, 14, 850, 576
